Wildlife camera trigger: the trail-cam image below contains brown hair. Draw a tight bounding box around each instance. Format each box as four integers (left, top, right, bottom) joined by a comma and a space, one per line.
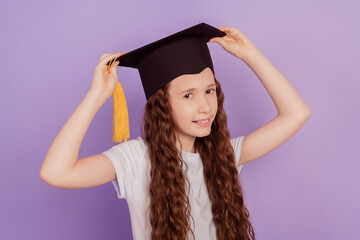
140, 77, 255, 240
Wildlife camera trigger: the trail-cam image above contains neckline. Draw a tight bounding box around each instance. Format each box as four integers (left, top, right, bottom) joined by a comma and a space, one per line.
138, 136, 200, 157
180, 149, 199, 156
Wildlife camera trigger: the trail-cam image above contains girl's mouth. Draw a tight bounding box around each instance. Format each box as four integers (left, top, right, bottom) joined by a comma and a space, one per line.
192, 118, 210, 127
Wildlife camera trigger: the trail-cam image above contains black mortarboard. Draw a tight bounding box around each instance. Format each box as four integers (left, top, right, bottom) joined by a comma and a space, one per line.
106, 22, 226, 143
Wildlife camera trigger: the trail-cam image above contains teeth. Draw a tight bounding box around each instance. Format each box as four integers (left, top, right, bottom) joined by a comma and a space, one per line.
196, 119, 208, 123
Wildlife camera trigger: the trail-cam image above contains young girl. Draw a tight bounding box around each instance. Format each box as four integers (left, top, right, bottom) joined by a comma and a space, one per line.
40, 23, 311, 240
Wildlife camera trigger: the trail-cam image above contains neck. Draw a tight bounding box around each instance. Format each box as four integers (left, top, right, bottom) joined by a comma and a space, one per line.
175, 135, 196, 153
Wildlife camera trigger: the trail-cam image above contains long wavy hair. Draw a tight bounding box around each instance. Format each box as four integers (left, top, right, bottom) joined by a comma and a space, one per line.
140, 76, 255, 240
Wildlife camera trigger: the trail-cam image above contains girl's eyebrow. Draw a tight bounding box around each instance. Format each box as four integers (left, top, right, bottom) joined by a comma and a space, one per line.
178, 83, 216, 95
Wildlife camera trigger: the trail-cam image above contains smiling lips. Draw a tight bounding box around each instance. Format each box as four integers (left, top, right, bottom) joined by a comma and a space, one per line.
193, 118, 210, 123
192, 118, 210, 127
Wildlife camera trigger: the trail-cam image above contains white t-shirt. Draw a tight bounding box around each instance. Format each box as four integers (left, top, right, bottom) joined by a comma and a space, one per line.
102, 136, 245, 240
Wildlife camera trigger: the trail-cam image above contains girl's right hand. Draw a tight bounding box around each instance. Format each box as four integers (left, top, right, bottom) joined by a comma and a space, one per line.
89, 52, 126, 100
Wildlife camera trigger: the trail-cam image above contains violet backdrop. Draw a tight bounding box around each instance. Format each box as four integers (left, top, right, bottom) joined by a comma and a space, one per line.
0, 0, 359, 239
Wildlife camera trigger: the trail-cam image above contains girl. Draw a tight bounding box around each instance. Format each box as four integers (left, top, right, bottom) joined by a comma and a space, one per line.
40, 24, 311, 240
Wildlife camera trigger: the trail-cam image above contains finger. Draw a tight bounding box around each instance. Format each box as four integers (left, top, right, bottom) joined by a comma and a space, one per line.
209, 37, 220, 43
220, 26, 244, 36
99, 53, 112, 61
209, 36, 227, 46
219, 26, 240, 34
106, 53, 124, 71
106, 58, 116, 72
106, 53, 125, 69
95, 54, 120, 71
99, 52, 124, 66
218, 26, 233, 31
99, 52, 123, 63
107, 61, 120, 74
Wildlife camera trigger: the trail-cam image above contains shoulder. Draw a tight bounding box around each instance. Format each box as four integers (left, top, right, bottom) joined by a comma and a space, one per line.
103, 137, 148, 158
113, 136, 146, 148
230, 136, 245, 150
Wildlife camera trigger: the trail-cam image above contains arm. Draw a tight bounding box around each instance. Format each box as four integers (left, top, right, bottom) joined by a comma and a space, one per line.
40, 90, 109, 186
238, 49, 310, 165
243, 48, 311, 118
40, 52, 124, 188
210, 27, 311, 166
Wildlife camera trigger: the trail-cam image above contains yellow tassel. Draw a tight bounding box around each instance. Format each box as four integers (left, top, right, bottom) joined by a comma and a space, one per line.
107, 57, 130, 143
112, 81, 130, 143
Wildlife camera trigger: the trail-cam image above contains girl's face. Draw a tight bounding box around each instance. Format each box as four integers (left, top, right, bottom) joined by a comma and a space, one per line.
168, 67, 218, 150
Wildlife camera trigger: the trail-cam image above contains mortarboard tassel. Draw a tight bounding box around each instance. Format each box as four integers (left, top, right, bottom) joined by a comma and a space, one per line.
107, 58, 130, 143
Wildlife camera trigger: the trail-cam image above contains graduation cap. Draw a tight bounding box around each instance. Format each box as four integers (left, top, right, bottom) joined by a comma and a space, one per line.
106, 22, 226, 143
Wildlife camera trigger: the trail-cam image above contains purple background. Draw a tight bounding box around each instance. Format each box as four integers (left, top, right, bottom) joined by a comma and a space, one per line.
1, 0, 359, 239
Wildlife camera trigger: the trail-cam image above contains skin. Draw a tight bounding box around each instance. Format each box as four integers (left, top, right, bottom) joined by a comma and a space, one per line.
168, 67, 218, 153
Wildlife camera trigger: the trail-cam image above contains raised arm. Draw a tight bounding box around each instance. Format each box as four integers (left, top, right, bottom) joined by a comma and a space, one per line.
210, 27, 311, 166
40, 52, 124, 188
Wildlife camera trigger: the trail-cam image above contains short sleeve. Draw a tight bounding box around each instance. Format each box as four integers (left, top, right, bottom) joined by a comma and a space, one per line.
230, 136, 245, 174
101, 137, 144, 199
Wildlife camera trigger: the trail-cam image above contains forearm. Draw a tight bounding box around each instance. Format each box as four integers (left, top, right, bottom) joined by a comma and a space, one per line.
242, 48, 311, 119
40, 90, 106, 179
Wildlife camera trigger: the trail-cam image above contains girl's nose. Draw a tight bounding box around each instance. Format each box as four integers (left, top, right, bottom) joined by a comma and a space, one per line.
198, 94, 211, 113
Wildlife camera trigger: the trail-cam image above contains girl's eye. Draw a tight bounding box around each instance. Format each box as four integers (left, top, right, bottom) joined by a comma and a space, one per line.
184, 93, 193, 98
207, 89, 215, 94
184, 89, 215, 99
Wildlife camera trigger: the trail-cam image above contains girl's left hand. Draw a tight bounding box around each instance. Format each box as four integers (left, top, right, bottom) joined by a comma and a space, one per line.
209, 26, 258, 61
